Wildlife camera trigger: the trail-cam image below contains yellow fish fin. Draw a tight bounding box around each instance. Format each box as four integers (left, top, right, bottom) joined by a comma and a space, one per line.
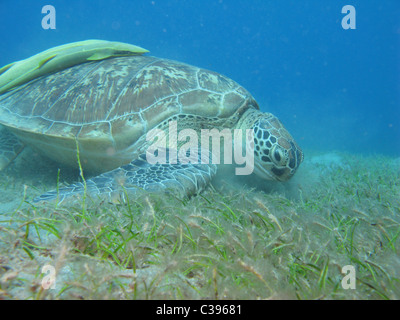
87, 52, 113, 61
0, 62, 16, 76
37, 54, 57, 69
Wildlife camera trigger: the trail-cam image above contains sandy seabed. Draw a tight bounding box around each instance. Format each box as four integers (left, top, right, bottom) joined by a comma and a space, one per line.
0, 147, 399, 299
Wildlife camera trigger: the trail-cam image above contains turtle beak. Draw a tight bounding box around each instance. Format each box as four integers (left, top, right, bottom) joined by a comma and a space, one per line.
287, 140, 304, 171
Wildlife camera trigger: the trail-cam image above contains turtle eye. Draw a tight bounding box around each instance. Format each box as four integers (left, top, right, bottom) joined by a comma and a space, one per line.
271, 146, 286, 166
274, 150, 281, 162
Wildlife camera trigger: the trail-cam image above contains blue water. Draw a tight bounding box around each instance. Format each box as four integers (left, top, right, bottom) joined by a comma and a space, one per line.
1, 0, 399, 156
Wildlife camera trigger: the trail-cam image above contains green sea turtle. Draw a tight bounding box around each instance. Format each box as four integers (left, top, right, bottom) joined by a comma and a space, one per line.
0, 41, 303, 204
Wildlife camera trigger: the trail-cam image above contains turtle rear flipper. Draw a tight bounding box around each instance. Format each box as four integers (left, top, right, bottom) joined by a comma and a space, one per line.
0, 126, 24, 170
33, 150, 217, 204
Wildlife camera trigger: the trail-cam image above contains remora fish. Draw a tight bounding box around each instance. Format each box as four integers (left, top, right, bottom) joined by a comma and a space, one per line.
0, 40, 148, 94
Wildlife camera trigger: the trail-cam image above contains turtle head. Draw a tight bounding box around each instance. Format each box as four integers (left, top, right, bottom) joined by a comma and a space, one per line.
247, 112, 304, 181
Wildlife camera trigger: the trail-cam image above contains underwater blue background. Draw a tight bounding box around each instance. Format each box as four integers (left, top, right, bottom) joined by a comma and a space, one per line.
0, 0, 399, 156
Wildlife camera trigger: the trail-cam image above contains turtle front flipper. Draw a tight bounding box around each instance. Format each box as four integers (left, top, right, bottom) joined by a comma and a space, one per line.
0, 126, 24, 170
33, 150, 217, 204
